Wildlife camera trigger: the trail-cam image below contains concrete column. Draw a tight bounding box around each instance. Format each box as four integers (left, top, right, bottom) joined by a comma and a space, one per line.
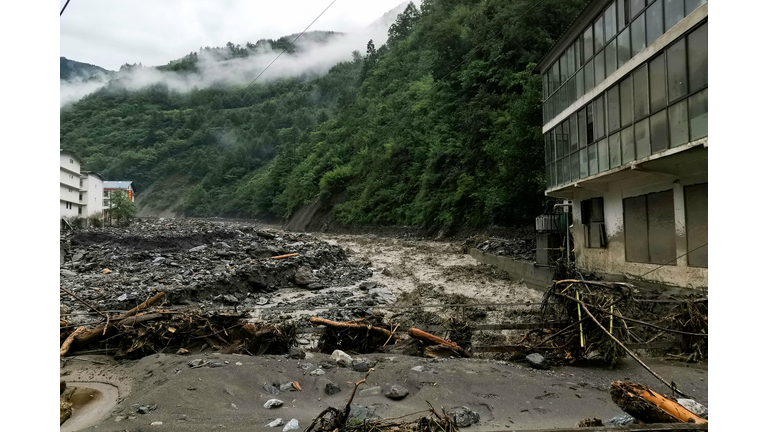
672, 181, 687, 267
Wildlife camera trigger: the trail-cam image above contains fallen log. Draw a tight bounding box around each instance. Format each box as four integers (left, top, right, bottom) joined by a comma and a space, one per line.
60, 327, 87, 357
271, 253, 298, 259
610, 381, 707, 424
408, 328, 471, 358
72, 292, 166, 350
115, 313, 166, 328
310, 317, 395, 339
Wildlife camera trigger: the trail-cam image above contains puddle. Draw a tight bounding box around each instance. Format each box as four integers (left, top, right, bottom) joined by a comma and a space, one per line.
61, 382, 119, 432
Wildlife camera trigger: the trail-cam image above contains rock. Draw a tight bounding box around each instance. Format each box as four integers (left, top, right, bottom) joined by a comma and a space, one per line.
267, 418, 284, 427
176, 348, 189, 355
359, 281, 377, 289
605, 413, 636, 426
349, 404, 378, 421
102, 268, 113, 274
578, 418, 604, 427
263, 385, 280, 395
209, 362, 224, 368
411, 366, 425, 372
188, 245, 207, 252
352, 359, 374, 372
306, 282, 324, 290
677, 399, 708, 419
188, 359, 203, 367
525, 353, 551, 370
117, 294, 128, 301
150, 421, 163, 426
60, 304, 71, 315
61, 269, 77, 278
332, 350, 353, 366
289, 347, 305, 359
221, 294, 239, 304
310, 369, 325, 376
279, 382, 297, 392
264, 399, 284, 409
152, 257, 166, 264
282, 419, 300, 431
449, 406, 480, 427
359, 386, 381, 397
325, 382, 341, 396
297, 338, 310, 345
385, 385, 409, 400
294, 267, 318, 285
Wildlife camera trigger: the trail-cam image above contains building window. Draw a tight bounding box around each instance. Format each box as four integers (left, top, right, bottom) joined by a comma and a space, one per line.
581, 197, 606, 248
103, 191, 109, 197
104, 199, 109, 207
630, 11, 646, 57
78, 206, 82, 215
70, 158, 73, 164
667, 38, 687, 102
79, 193, 83, 201
665, 0, 685, 32
646, 0, 664, 45
689, 88, 707, 140
685, 183, 708, 268
687, 22, 707, 93
624, 190, 676, 264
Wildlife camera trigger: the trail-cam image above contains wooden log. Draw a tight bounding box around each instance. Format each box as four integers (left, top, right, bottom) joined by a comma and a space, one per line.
73, 292, 166, 349
309, 317, 395, 339
115, 313, 165, 328
610, 381, 707, 424
271, 253, 299, 259
60, 327, 87, 357
408, 328, 471, 358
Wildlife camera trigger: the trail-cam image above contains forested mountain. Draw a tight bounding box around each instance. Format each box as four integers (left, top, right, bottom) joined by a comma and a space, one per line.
60, 0, 587, 228
60, 57, 111, 81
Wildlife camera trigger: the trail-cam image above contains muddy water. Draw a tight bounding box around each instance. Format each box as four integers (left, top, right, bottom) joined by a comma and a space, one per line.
61, 382, 120, 432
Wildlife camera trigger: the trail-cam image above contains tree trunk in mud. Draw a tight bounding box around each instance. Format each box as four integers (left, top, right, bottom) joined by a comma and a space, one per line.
610, 381, 707, 424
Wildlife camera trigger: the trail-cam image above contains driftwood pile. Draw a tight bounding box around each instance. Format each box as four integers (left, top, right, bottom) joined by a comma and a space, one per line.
60, 291, 297, 358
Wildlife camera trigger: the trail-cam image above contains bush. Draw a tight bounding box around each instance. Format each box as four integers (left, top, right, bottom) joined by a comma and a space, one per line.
88, 214, 103, 228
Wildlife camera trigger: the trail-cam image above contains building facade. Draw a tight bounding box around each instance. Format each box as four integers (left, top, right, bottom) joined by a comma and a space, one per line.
534, 0, 707, 289
102, 181, 135, 216
80, 171, 105, 218
60, 150, 83, 218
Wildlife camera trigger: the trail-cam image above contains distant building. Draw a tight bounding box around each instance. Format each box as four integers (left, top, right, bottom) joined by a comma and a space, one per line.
80, 171, 106, 218
60, 150, 83, 218
103, 181, 135, 215
534, 0, 707, 289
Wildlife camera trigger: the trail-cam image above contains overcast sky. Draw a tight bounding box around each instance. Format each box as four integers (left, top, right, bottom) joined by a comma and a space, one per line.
60, 0, 409, 71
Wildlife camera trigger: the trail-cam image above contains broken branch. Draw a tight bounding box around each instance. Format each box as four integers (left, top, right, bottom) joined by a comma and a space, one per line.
60, 327, 87, 357
60, 286, 108, 320
271, 253, 299, 259
408, 328, 471, 358
310, 317, 395, 339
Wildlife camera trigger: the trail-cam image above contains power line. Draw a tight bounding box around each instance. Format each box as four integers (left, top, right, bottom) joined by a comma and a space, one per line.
60, 0, 72, 16
639, 243, 708, 279
240, 0, 338, 97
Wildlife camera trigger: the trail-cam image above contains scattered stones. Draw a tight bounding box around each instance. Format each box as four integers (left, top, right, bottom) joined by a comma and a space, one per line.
279, 382, 297, 392
289, 347, 305, 359
221, 294, 239, 304
352, 359, 374, 372
61, 269, 77, 278
605, 413, 636, 426
267, 418, 284, 427
263, 385, 280, 395
385, 385, 409, 400
282, 419, 300, 431
189, 245, 207, 252
264, 399, 284, 409
310, 369, 325, 376
325, 382, 341, 396
677, 399, 708, 419
150, 421, 163, 426
188, 359, 203, 367
449, 406, 480, 427
349, 404, 378, 421
132, 404, 158, 414
294, 267, 318, 286
526, 353, 551, 370
297, 338, 310, 345
102, 268, 113, 274
411, 366, 425, 372
332, 350, 353, 366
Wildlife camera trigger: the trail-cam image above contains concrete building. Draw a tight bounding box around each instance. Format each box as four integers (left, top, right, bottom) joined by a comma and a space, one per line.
103, 181, 135, 214
80, 171, 106, 218
60, 150, 83, 218
534, 0, 707, 289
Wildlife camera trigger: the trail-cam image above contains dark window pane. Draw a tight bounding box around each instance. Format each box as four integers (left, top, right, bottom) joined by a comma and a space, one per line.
617, 28, 631, 67
578, 108, 587, 148
595, 16, 605, 52
631, 13, 646, 57
665, 0, 685, 32
585, 59, 595, 92
607, 85, 621, 133
646, 0, 663, 45
650, 108, 669, 153
630, 0, 645, 18
605, 3, 617, 40
588, 143, 598, 175
580, 148, 589, 178
647, 190, 676, 265
689, 89, 708, 140
570, 112, 579, 152
635, 117, 651, 159
555, 124, 563, 159
620, 77, 633, 127
685, 183, 708, 268
586, 102, 594, 143
552, 60, 560, 90
669, 99, 689, 147
583, 26, 594, 59
605, 39, 618, 77
563, 153, 571, 183
544, 133, 551, 163
667, 38, 687, 101
571, 153, 580, 180
594, 94, 605, 139
576, 68, 584, 99
543, 68, 549, 98
594, 50, 605, 85
575, 37, 583, 69
562, 119, 570, 155
624, 195, 649, 263
618, 0, 627, 30
649, 54, 666, 112
685, 0, 707, 15
609, 132, 621, 168
633, 64, 649, 119
559, 56, 567, 87
567, 76, 575, 107
687, 22, 708, 93
621, 126, 635, 164
598, 138, 609, 172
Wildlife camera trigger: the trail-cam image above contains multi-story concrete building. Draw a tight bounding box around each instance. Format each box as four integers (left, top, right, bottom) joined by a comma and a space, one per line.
534, 0, 707, 289
60, 149, 83, 218
102, 181, 135, 214
80, 171, 106, 218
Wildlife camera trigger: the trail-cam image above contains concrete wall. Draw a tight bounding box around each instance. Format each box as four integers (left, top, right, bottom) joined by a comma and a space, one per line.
81, 174, 104, 218
571, 168, 707, 290
469, 248, 555, 292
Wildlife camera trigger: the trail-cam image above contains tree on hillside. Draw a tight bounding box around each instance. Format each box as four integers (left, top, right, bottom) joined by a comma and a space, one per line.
110, 190, 137, 227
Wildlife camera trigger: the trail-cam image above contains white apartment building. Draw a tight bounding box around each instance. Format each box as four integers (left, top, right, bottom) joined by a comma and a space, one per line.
60, 150, 83, 218
80, 171, 106, 218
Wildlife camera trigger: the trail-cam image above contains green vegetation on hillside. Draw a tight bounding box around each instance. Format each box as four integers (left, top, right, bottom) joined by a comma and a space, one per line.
61, 0, 587, 229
